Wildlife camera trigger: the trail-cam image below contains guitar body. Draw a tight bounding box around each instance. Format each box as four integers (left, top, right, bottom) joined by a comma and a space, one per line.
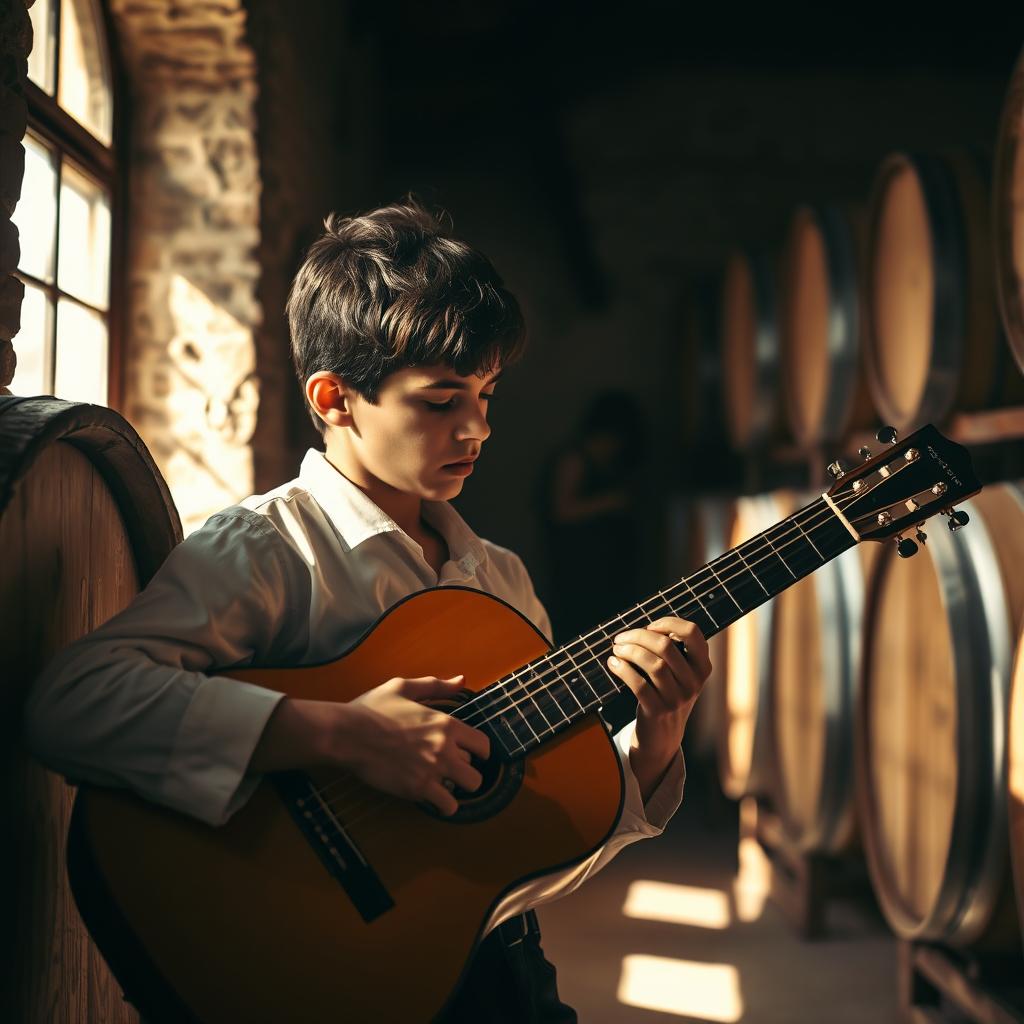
71, 587, 624, 1024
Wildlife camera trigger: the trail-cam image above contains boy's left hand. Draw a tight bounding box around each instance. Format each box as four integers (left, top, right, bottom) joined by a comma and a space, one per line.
607, 617, 712, 802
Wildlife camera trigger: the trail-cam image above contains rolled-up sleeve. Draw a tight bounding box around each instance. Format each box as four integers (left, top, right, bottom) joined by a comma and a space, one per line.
22, 510, 310, 826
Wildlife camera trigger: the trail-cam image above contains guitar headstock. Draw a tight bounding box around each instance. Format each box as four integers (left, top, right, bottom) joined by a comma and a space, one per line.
825, 424, 981, 555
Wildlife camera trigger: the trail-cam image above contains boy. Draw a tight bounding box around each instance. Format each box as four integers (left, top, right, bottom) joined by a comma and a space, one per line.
25, 200, 711, 1022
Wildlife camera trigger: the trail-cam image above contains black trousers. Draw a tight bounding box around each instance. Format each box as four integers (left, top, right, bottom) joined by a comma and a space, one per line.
436, 911, 577, 1023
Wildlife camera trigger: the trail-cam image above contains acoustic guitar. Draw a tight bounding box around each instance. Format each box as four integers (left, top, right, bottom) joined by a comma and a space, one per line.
66, 424, 979, 1023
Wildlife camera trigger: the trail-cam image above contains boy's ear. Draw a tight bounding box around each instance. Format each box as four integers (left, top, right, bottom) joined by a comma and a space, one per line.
305, 371, 353, 428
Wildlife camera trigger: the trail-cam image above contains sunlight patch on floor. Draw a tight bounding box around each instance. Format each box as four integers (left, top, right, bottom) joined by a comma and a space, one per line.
617, 954, 743, 1021
732, 802, 771, 923
622, 879, 731, 929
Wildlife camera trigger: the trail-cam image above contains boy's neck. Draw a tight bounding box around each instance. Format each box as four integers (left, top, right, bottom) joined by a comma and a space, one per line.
322, 439, 425, 541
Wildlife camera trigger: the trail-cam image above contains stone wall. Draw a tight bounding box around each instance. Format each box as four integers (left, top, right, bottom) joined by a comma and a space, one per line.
109, 0, 261, 534
0, 0, 29, 391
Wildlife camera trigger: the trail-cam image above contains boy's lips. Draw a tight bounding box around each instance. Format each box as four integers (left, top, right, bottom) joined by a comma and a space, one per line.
441, 456, 477, 476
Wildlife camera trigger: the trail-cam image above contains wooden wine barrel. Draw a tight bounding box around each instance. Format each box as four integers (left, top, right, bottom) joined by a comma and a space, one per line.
0, 397, 181, 1023
1011, 622, 1024, 948
994, 44, 1024, 375
856, 482, 1024, 947
779, 204, 875, 449
865, 151, 1022, 430
770, 539, 878, 853
721, 249, 784, 450
717, 492, 795, 799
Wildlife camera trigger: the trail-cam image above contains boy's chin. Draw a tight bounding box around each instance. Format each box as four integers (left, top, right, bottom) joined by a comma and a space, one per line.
428, 475, 465, 498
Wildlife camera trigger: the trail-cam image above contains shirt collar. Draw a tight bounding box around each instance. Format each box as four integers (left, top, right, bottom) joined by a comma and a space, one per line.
298, 449, 487, 576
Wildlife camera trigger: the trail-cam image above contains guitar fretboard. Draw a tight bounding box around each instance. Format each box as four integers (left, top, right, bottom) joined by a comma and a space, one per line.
458, 496, 856, 759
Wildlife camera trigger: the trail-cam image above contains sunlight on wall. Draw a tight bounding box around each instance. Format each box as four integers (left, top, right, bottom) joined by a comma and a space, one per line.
163, 273, 258, 534
617, 955, 743, 1021
622, 880, 731, 929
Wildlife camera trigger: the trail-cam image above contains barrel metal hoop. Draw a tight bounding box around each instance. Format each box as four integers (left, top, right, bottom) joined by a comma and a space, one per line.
914, 153, 968, 427
905, 499, 1010, 945
814, 546, 865, 854
816, 205, 862, 445
749, 250, 780, 447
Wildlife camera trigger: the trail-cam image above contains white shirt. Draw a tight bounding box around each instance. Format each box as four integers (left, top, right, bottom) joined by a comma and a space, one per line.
25, 448, 684, 932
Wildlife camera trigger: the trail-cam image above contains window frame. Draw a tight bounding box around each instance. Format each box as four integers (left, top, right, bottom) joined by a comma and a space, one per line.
21, 0, 128, 411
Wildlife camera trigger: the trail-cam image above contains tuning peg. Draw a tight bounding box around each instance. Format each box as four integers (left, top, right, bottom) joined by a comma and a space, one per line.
896, 536, 918, 558
859, 445, 873, 460
827, 460, 845, 480
915, 528, 928, 545
876, 425, 898, 445
947, 509, 970, 533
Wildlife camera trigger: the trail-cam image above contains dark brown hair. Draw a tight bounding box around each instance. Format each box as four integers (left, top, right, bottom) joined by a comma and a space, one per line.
286, 198, 527, 433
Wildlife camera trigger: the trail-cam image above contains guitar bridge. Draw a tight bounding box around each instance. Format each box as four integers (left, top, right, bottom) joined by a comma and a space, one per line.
273, 771, 395, 923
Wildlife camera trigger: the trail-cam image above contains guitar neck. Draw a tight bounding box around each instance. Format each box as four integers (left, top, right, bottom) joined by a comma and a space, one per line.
464, 495, 857, 759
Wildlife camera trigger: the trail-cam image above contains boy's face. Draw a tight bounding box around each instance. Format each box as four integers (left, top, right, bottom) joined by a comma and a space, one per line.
334, 363, 501, 501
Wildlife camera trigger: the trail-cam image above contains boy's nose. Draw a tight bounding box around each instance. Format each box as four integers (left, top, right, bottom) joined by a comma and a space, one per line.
455, 409, 491, 442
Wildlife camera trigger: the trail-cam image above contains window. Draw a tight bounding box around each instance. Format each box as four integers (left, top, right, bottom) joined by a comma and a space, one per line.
12, 0, 117, 406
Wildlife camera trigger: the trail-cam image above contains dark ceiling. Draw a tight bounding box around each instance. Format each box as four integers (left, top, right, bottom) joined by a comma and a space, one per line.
356, 4, 1024, 144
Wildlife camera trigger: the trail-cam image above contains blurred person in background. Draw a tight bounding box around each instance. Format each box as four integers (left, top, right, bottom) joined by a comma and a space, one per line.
539, 389, 649, 729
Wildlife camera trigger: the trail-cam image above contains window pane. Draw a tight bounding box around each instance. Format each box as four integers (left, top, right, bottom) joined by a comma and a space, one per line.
27, 0, 56, 94
55, 298, 107, 405
12, 133, 59, 283
57, 0, 113, 146
10, 281, 53, 397
57, 159, 110, 310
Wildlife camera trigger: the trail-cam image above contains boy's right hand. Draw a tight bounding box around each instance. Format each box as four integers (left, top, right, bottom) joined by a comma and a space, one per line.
249, 675, 491, 817
337, 675, 490, 816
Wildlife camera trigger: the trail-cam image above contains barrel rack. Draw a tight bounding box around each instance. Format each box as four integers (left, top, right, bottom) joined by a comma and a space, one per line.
741, 797, 874, 942
741, 405, 1024, 496
723, 403, 1024, 967
899, 943, 1024, 1023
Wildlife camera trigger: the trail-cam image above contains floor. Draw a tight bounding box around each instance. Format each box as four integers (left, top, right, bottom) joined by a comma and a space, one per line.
536, 767, 903, 1024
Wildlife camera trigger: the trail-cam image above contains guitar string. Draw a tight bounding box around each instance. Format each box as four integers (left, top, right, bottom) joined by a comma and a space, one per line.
311, 485, 883, 828
315, 497, 851, 831
457, 473, 915, 733
314, 485, 877, 826
311, 486, 875, 830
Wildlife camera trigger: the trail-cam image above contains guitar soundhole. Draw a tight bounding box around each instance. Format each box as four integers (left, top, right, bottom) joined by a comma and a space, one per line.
425, 691, 525, 825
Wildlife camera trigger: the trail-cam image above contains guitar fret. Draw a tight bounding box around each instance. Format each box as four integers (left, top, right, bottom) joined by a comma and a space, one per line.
522, 674, 556, 734
538, 668, 575, 725
507, 690, 540, 743
566, 640, 605, 706
707, 560, 743, 612
560, 646, 599, 712
734, 546, 770, 596
680, 575, 720, 629
764, 532, 797, 579
551, 681, 582, 722
493, 711, 527, 757
793, 517, 825, 561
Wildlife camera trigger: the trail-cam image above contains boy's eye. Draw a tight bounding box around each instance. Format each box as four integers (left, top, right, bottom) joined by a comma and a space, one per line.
424, 393, 493, 411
